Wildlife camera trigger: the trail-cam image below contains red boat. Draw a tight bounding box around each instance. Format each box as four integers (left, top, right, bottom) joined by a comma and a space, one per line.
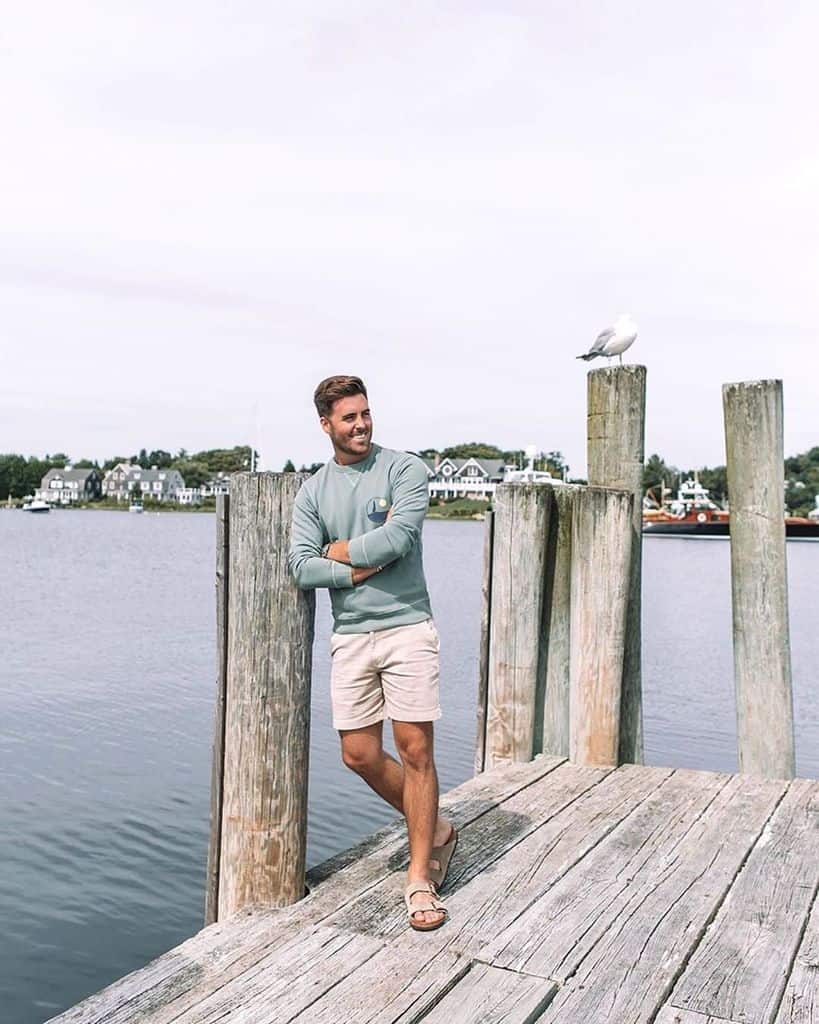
642, 477, 819, 538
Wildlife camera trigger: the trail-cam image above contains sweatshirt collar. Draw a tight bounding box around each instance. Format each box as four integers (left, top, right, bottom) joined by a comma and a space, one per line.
329, 443, 379, 474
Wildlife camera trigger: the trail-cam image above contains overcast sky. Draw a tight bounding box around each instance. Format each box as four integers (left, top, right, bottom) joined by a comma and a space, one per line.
3, 2, 818, 476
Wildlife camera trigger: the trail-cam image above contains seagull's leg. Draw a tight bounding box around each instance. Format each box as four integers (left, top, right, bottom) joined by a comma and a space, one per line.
619, 353, 623, 365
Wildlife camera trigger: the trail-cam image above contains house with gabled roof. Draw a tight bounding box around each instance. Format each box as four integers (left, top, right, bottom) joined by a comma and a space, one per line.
421, 455, 508, 499
102, 463, 185, 503
36, 467, 102, 505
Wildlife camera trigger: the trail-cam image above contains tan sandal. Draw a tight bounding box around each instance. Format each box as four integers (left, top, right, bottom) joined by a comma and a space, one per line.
404, 880, 448, 931
429, 826, 458, 890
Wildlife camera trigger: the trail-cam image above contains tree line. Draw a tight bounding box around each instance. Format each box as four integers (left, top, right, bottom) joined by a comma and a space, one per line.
0, 447, 257, 500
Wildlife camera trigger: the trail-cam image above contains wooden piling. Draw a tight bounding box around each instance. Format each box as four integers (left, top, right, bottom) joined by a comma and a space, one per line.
723, 380, 795, 779
570, 486, 634, 767
474, 509, 494, 775
217, 472, 316, 918
484, 484, 551, 768
587, 365, 646, 765
536, 485, 579, 758
205, 493, 230, 926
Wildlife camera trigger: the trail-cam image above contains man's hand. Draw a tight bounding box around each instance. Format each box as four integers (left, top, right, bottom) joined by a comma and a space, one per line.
351, 566, 382, 584
325, 540, 351, 563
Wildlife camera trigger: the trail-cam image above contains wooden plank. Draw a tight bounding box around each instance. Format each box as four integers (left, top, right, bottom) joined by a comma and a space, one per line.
419, 962, 557, 1023
204, 491, 230, 926
537, 485, 578, 759
587, 364, 646, 765
220, 472, 315, 916
570, 485, 633, 766
474, 508, 494, 774
655, 1011, 746, 1024
662, 778, 818, 1024
723, 379, 795, 778
169, 925, 384, 1024
774, 882, 819, 1023
277, 765, 673, 1024
486, 484, 551, 767
45, 756, 566, 1024
486, 772, 787, 1023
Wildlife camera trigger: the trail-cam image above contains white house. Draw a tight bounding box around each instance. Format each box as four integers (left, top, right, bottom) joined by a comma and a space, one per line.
420, 452, 567, 499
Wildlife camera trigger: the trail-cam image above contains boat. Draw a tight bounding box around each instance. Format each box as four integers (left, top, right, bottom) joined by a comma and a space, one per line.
21, 498, 51, 513
643, 476, 819, 538
129, 499, 144, 513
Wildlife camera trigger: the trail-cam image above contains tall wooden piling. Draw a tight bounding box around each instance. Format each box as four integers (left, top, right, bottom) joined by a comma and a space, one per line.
205, 493, 230, 926
536, 485, 579, 758
723, 380, 795, 779
474, 509, 494, 775
570, 486, 634, 767
215, 472, 316, 919
587, 365, 646, 765
485, 484, 551, 768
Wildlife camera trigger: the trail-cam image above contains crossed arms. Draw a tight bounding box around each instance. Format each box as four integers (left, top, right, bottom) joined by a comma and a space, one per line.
288, 456, 430, 590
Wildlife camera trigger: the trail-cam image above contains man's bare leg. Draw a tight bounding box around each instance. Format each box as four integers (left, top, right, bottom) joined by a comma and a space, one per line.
340, 721, 451, 925
339, 722, 452, 845
392, 719, 446, 926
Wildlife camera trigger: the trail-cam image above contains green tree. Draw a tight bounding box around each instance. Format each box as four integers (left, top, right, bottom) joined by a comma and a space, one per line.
282, 459, 296, 472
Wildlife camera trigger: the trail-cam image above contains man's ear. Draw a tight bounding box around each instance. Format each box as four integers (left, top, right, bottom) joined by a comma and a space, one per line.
319, 416, 331, 436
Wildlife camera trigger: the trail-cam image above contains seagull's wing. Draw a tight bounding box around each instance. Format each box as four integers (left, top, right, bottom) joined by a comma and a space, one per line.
588, 327, 615, 354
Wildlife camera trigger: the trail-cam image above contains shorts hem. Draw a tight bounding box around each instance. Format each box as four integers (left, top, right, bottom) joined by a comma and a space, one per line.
387, 708, 443, 723
333, 711, 387, 731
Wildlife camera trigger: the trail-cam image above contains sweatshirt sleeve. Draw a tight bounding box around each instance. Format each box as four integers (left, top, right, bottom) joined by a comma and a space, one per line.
288, 483, 354, 590
346, 455, 429, 568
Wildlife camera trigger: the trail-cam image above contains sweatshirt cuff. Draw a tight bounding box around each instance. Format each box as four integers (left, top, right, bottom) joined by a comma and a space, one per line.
331, 560, 354, 588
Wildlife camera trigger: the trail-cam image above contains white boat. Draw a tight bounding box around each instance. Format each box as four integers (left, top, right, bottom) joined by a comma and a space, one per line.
22, 499, 51, 513
129, 500, 144, 513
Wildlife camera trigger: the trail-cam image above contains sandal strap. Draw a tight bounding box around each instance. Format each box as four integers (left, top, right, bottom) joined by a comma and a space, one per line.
405, 881, 447, 914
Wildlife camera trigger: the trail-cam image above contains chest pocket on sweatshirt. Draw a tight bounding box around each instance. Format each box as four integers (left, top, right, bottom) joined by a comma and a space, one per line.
366, 495, 390, 524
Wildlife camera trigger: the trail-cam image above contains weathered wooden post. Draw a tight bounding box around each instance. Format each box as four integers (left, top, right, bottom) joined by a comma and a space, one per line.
570, 486, 634, 767
205, 493, 230, 925
587, 365, 646, 765
535, 485, 579, 758
484, 484, 551, 768
474, 509, 494, 774
723, 380, 795, 779
209, 472, 316, 920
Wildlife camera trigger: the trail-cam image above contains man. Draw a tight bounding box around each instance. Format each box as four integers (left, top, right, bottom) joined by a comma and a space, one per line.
288, 375, 458, 931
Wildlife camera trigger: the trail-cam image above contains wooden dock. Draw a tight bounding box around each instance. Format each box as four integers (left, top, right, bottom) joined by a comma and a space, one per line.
51, 755, 819, 1024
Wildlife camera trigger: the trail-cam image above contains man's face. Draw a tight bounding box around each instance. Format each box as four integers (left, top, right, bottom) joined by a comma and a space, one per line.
320, 393, 373, 460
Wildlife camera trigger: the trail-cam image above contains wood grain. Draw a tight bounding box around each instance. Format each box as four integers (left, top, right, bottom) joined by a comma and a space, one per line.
485, 484, 551, 767
419, 962, 557, 1023
474, 509, 495, 774
569, 485, 633, 766
723, 379, 795, 779
587, 364, 646, 765
219, 472, 316, 917
662, 777, 818, 1023
537, 485, 578, 759
204, 492, 229, 926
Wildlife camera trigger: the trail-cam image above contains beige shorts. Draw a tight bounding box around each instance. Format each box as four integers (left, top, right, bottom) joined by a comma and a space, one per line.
329, 618, 442, 731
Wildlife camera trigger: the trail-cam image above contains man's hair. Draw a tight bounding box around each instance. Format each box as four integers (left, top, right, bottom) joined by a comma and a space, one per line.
313, 375, 368, 418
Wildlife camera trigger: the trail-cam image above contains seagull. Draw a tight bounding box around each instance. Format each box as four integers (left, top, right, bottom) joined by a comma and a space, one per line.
577, 314, 638, 364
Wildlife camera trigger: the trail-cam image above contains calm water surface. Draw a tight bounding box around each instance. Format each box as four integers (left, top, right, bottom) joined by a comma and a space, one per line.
1, 511, 817, 1022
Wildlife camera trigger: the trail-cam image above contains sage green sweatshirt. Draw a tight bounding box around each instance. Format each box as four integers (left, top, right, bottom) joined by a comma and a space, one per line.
287, 443, 433, 633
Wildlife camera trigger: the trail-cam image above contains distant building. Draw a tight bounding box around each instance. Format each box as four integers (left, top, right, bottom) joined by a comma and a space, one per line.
177, 487, 203, 506
201, 473, 231, 498
102, 463, 185, 502
36, 467, 102, 505
420, 455, 507, 499
420, 452, 567, 500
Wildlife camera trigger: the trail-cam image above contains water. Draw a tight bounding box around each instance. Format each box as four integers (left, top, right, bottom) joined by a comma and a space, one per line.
1, 512, 817, 1023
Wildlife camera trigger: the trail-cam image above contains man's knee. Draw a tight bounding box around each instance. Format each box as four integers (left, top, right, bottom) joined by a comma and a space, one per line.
340, 738, 383, 775
394, 725, 434, 772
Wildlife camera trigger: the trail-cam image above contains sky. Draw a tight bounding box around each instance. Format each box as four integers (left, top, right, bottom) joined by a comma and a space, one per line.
2, 1, 818, 477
